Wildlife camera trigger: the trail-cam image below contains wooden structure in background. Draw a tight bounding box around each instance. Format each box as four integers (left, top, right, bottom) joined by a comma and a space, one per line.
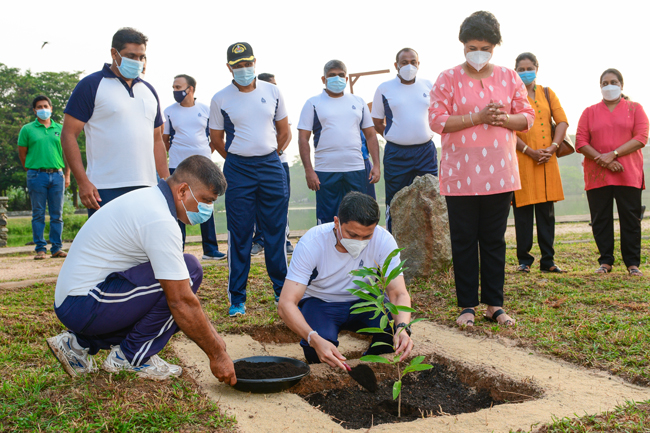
348, 69, 390, 94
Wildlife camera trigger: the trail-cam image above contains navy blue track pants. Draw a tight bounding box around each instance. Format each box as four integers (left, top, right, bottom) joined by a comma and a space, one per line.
54, 254, 202, 366
384, 140, 438, 232
315, 169, 366, 225
224, 152, 288, 305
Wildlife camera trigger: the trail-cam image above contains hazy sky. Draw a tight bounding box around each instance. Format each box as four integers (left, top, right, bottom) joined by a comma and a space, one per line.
3, 0, 648, 166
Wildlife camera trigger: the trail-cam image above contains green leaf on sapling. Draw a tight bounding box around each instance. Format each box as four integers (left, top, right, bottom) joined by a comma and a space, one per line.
385, 302, 399, 316
395, 305, 416, 313
360, 355, 391, 364
403, 363, 434, 374
408, 318, 427, 326
392, 380, 402, 400
381, 248, 404, 277
409, 356, 425, 366
356, 327, 389, 334
370, 341, 394, 349
380, 315, 388, 330
350, 307, 378, 314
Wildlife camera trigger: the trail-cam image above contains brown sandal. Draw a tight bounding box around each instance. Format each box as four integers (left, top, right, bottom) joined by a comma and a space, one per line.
34, 251, 47, 260
51, 251, 68, 258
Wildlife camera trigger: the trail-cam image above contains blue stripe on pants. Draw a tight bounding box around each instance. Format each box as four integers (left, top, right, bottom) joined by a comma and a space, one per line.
54, 254, 203, 365
298, 297, 393, 364
169, 168, 220, 256
224, 152, 288, 305
384, 140, 438, 232
315, 169, 366, 225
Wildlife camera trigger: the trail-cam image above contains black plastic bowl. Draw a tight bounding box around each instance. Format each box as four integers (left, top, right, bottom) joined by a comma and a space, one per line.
233, 356, 310, 393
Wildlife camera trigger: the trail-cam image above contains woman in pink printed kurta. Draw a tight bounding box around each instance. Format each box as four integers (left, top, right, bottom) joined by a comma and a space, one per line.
428, 11, 535, 328
576, 68, 648, 276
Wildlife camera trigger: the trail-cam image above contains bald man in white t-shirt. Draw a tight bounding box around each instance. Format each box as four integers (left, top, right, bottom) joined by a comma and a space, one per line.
278, 192, 414, 370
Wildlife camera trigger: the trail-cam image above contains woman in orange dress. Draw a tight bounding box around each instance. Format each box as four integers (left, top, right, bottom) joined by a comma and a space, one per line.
513, 52, 569, 273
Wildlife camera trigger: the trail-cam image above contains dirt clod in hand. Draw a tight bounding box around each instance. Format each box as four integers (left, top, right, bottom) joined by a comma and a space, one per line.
234, 361, 308, 380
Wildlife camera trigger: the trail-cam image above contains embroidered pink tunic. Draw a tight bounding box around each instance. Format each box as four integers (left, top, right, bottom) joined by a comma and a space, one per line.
575, 99, 648, 191
429, 64, 535, 196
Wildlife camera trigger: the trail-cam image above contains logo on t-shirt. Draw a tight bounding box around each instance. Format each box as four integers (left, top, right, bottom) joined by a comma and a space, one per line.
423, 93, 427, 98
54, 132, 60, 137
198, 113, 202, 117
352, 105, 356, 110
359, 260, 364, 268
261, 98, 267, 103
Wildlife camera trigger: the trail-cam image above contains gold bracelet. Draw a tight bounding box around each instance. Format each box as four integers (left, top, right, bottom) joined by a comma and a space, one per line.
505, 114, 511, 125
522, 145, 529, 154
462, 115, 466, 126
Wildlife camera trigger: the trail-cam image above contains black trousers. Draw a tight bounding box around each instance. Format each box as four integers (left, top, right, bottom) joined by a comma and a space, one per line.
446, 192, 513, 308
512, 197, 556, 269
586, 186, 642, 268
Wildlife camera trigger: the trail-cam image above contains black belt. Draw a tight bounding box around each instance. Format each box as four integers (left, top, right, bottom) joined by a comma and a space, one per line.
34, 168, 62, 173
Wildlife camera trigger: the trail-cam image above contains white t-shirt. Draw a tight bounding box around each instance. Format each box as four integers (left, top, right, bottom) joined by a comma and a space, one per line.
209, 80, 288, 157
297, 91, 373, 172
371, 76, 434, 145
64, 64, 163, 189
163, 101, 212, 169
54, 183, 190, 308
285, 223, 401, 303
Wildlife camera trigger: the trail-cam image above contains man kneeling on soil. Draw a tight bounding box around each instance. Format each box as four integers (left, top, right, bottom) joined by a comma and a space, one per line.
278, 191, 413, 369
47, 155, 236, 384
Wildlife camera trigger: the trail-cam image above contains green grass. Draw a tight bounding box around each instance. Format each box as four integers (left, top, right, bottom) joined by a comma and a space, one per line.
522, 400, 650, 432
0, 284, 235, 432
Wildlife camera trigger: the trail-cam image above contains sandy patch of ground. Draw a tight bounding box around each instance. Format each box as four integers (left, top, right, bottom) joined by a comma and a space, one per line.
174, 321, 650, 433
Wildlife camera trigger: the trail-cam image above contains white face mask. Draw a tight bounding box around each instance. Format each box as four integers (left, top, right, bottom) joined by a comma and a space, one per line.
398, 64, 418, 81
337, 225, 370, 259
465, 50, 492, 71
601, 84, 622, 101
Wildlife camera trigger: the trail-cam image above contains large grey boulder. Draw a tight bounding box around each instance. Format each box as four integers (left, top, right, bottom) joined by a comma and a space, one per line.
390, 175, 452, 283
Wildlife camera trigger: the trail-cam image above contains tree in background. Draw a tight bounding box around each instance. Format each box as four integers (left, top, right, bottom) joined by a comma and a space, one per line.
0, 63, 86, 209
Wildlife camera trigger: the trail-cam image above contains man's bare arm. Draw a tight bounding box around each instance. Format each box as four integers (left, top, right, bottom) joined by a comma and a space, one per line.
209, 129, 227, 159
61, 114, 101, 209
18, 147, 28, 170
159, 278, 236, 385
153, 125, 170, 179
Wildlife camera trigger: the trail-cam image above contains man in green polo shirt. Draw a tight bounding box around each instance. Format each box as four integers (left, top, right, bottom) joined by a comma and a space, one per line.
17, 95, 71, 260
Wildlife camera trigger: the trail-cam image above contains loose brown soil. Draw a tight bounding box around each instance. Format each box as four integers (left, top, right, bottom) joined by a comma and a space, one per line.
234, 360, 308, 379
303, 362, 501, 429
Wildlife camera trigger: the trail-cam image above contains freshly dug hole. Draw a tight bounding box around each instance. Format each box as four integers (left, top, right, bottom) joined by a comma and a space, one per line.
303, 363, 503, 429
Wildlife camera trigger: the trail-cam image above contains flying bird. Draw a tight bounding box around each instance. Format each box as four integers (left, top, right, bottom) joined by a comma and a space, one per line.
41, 42, 49, 49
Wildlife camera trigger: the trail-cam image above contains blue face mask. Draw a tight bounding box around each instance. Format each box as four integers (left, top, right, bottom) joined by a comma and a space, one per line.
36, 109, 51, 120
326, 76, 347, 94
518, 71, 536, 85
181, 185, 214, 226
232, 66, 256, 86
173, 88, 189, 103
116, 51, 144, 80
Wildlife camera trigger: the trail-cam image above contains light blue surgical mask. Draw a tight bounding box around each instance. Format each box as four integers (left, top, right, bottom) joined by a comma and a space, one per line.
181, 185, 214, 226
518, 71, 536, 85
326, 76, 347, 94
36, 109, 51, 120
115, 51, 144, 80
232, 66, 256, 86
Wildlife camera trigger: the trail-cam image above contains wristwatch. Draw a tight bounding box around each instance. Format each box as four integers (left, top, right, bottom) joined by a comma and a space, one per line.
278, 149, 284, 156
396, 322, 412, 337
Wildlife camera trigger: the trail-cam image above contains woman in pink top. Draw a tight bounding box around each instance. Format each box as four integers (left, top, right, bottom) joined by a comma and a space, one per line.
576, 68, 648, 277
429, 11, 535, 328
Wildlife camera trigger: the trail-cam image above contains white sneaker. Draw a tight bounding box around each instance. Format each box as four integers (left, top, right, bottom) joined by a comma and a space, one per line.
102, 346, 181, 380
46, 331, 97, 377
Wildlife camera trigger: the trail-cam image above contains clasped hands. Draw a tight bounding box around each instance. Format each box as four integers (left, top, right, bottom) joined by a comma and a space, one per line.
476, 100, 509, 127
594, 151, 624, 173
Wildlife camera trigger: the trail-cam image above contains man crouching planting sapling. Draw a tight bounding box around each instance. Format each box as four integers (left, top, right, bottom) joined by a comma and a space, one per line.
278, 191, 414, 370
348, 248, 433, 417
